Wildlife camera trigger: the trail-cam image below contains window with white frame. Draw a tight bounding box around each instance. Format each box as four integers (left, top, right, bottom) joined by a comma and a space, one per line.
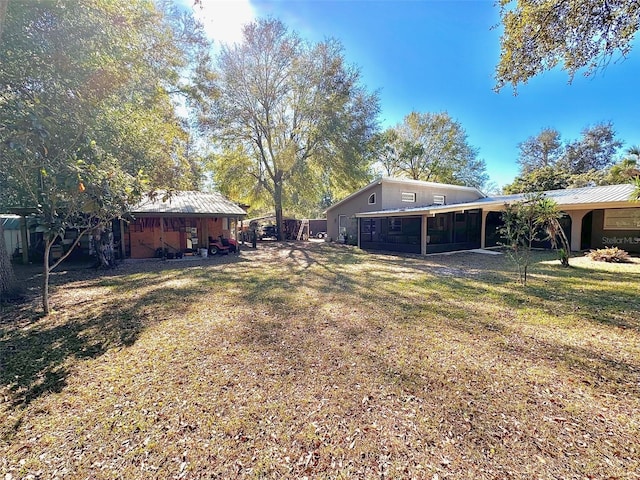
433, 195, 446, 205
368, 193, 376, 205
401, 192, 416, 203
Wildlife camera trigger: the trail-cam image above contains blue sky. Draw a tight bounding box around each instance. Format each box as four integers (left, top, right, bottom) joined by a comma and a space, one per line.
187, 0, 640, 189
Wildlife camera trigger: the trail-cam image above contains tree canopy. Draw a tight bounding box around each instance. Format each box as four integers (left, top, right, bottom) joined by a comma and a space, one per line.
517, 128, 564, 175
199, 18, 379, 233
504, 123, 622, 193
373, 112, 489, 190
0, 0, 209, 313
495, 0, 640, 92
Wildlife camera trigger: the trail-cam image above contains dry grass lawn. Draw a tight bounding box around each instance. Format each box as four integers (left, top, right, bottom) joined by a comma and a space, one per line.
1, 242, 639, 479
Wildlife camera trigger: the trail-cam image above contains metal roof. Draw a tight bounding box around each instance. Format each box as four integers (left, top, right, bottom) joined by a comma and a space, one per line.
535, 183, 637, 205
1, 215, 22, 230
356, 183, 638, 217
131, 191, 247, 217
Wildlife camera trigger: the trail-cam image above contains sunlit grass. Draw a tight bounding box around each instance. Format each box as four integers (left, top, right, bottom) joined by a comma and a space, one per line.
1, 243, 639, 478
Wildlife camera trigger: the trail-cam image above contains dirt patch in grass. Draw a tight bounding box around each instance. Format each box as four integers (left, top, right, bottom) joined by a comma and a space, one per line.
1, 243, 639, 479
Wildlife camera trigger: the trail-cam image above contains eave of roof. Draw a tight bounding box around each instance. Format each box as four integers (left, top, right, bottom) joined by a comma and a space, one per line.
355, 184, 638, 218
324, 178, 382, 212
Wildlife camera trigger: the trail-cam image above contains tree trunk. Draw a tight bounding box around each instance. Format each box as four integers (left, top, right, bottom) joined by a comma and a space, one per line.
93, 226, 115, 269
274, 181, 284, 241
0, 221, 19, 301
42, 236, 51, 315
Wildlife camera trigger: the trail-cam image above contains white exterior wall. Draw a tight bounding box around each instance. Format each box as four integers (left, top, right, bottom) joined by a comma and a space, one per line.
3, 228, 21, 256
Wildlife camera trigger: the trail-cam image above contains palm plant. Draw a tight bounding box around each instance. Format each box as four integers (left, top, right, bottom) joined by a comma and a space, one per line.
535, 197, 571, 267
625, 146, 640, 201
632, 176, 640, 202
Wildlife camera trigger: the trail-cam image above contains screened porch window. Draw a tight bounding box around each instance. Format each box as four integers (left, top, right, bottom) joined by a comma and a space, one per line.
389, 218, 402, 232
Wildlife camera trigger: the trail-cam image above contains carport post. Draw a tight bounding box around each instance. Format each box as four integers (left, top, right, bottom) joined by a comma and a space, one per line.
421, 214, 428, 255
235, 216, 240, 254
480, 210, 489, 249
159, 216, 165, 259
119, 219, 126, 259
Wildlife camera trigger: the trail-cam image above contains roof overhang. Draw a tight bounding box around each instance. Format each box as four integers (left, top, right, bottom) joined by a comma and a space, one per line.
131, 212, 246, 218
355, 199, 640, 218
6, 207, 39, 216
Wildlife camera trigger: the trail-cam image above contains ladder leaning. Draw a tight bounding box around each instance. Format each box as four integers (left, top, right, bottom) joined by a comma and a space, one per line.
296, 219, 310, 241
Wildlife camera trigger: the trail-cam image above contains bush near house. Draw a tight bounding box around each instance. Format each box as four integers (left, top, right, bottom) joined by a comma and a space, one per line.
587, 246, 632, 263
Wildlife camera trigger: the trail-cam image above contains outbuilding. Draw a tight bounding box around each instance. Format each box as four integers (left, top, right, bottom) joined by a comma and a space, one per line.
125, 191, 247, 259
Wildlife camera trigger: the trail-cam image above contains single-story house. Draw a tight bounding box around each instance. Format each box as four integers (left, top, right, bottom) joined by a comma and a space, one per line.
124, 191, 247, 259
325, 177, 640, 254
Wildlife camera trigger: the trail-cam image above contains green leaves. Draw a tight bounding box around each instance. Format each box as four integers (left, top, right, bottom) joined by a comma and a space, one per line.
496, 0, 640, 92
0, 0, 211, 312
500, 193, 572, 282
202, 18, 379, 220
504, 123, 623, 194
374, 112, 488, 190
1, 0, 209, 206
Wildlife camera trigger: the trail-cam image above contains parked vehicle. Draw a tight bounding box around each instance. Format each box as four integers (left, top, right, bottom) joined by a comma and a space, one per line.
208, 235, 238, 255
315, 231, 327, 239
260, 225, 278, 240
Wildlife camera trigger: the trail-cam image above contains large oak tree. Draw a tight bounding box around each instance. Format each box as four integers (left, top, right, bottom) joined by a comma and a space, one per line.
376, 112, 488, 190
201, 19, 379, 236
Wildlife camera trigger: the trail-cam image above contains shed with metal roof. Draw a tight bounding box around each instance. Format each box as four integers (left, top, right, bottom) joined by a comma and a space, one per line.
125, 191, 247, 259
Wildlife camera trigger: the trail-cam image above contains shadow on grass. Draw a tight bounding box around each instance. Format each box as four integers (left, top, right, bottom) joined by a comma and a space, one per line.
0, 256, 251, 413
2, 243, 639, 424
245, 245, 640, 396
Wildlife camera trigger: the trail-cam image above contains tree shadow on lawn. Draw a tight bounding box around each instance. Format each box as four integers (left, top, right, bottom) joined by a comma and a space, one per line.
0, 258, 250, 413
425, 274, 640, 397
242, 245, 639, 337
374, 248, 640, 332
499, 267, 640, 332
277, 245, 640, 395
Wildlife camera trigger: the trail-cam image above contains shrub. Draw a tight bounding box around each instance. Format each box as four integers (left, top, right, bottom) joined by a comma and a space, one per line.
586, 247, 632, 263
